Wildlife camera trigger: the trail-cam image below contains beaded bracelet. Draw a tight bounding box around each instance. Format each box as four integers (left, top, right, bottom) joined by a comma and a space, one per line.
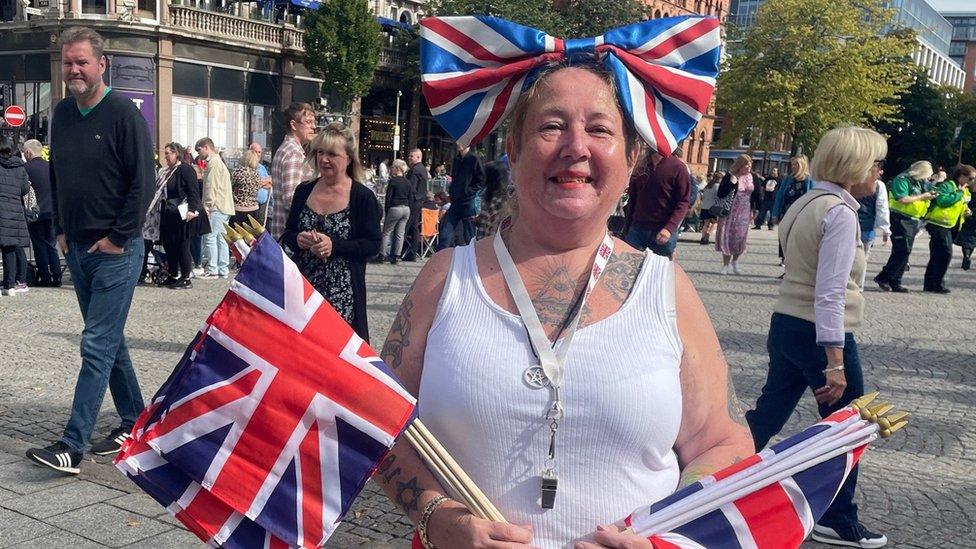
418, 495, 449, 549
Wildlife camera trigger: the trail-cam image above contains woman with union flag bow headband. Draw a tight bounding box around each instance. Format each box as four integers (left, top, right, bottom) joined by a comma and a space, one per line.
375, 15, 754, 549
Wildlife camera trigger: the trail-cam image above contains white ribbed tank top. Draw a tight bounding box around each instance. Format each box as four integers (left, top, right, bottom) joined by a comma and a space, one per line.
419, 243, 683, 548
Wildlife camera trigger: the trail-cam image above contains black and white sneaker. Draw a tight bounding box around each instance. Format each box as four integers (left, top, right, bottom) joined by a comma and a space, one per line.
26, 442, 82, 475
812, 522, 888, 548
90, 426, 131, 456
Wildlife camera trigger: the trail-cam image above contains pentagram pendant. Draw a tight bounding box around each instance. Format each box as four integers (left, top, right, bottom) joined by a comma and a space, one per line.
523, 365, 550, 389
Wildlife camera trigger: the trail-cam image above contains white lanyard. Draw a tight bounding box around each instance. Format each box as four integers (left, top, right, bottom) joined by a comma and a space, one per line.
492, 229, 614, 508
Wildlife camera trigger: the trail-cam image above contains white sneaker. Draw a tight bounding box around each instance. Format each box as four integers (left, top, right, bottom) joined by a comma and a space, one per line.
0, 288, 16, 296
720, 264, 730, 275
197, 273, 219, 281
732, 262, 741, 275
191, 267, 205, 277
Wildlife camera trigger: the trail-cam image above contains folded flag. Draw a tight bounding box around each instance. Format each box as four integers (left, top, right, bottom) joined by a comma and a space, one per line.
625, 394, 907, 549
116, 231, 417, 548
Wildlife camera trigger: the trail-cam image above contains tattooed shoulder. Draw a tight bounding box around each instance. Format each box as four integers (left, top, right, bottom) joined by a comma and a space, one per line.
600, 250, 645, 304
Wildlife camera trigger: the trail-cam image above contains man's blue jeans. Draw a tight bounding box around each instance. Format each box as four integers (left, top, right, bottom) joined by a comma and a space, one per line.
625, 226, 678, 259
202, 209, 230, 276
745, 313, 865, 530
437, 204, 475, 250
61, 237, 146, 453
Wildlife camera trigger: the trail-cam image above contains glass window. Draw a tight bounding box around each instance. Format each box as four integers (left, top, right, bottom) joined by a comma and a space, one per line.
249, 105, 274, 152
174, 62, 208, 98
172, 96, 209, 151
211, 67, 246, 102
247, 72, 279, 106
293, 79, 321, 103
109, 56, 155, 91
137, 0, 155, 18
82, 0, 107, 13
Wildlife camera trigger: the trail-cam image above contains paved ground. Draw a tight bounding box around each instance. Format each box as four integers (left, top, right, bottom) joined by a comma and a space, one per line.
0, 228, 973, 548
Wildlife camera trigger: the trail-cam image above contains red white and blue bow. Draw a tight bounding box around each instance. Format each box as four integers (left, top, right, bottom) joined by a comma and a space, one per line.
419, 15, 722, 157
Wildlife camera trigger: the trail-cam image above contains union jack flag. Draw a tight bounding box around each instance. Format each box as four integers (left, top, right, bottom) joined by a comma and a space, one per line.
627, 407, 876, 548
419, 15, 721, 157
116, 233, 417, 547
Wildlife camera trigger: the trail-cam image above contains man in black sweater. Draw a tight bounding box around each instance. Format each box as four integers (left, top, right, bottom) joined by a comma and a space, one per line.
438, 144, 485, 250
402, 148, 429, 261
26, 27, 154, 475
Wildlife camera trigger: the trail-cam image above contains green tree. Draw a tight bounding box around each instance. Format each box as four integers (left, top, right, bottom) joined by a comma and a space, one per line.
956, 92, 976, 166
303, 0, 382, 111
425, 0, 650, 37
715, 0, 916, 155
874, 71, 960, 175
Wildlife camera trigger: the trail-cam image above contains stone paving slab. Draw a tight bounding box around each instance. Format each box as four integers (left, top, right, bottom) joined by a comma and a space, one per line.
2, 479, 126, 519
0, 228, 974, 547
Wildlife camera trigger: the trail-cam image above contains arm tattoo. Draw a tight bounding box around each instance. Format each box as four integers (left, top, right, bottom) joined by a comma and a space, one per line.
377, 453, 401, 484
381, 295, 414, 370
395, 476, 423, 513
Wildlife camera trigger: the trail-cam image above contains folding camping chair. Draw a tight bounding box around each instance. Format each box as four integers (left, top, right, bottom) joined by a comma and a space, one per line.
419, 208, 440, 258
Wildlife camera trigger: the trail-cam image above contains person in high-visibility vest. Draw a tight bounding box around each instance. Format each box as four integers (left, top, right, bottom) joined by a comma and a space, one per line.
873, 161, 938, 292
922, 164, 975, 293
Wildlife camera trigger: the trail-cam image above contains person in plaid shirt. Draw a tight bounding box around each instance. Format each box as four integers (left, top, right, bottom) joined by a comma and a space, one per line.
269, 102, 315, 239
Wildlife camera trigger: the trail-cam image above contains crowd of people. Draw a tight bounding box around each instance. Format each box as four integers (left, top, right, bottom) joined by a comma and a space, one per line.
6, 22, 975, 549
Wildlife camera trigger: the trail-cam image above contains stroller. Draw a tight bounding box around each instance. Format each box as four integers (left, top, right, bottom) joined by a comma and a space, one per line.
141, 240, 171, 285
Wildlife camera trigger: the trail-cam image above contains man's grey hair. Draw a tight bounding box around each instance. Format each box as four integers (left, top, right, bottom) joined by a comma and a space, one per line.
59, 26, 106, 59
22, 139, 43, 157
391, 159, 409, 174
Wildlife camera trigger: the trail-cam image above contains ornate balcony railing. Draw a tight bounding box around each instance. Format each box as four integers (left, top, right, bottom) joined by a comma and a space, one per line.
168, 5, 304, 51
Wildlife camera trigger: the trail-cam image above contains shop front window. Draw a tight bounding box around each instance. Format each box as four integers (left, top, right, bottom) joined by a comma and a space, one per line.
0, 82, 51, 142
172, 96, 246, 164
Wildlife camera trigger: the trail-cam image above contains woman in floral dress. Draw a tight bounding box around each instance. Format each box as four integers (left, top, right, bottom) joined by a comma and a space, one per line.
715, 154, 755, 274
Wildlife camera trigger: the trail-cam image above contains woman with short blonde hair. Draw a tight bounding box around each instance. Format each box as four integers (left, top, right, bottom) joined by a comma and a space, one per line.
874, 157, 939, 292
747, 125, 888, 548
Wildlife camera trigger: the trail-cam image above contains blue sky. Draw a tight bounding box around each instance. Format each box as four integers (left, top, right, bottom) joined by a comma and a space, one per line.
928, 0, 975, 12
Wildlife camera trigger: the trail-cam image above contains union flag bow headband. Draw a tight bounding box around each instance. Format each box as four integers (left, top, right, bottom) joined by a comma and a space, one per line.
419, 15, 722, 158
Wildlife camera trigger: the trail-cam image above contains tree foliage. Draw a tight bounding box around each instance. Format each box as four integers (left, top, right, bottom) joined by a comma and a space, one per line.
715, 0, 916, 155
303, 0, 382, 110
875, 72, 976, 175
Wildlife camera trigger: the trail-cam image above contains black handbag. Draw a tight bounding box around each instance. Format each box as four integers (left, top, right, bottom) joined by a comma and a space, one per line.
709, 187, 737, 218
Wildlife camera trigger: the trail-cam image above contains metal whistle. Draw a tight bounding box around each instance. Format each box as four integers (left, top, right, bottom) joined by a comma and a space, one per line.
541, 469, 558, 509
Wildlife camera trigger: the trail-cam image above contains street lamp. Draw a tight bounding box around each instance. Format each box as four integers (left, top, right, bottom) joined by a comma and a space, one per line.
393, 90, 402, 160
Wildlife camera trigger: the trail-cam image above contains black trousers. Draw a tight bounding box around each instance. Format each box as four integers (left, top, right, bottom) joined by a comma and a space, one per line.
162, 230, 193, 280
923, 224, 953, 290
875, 211, 920, 286
402, 202, 421, 259
1, 245, 27, 289
28, 218, 62, 283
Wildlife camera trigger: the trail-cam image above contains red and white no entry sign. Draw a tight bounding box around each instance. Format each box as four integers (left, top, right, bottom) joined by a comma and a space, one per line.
3, 105, 26, 127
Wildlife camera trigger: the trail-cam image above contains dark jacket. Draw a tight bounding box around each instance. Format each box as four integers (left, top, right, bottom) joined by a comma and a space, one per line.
160, 163, 203, 239
0, 156, 30, 248
449, 150, 486, 215
407, 163, 429, 203
24, 157, 53, 220
385, 175, 414, 210
282, 180, 381, 342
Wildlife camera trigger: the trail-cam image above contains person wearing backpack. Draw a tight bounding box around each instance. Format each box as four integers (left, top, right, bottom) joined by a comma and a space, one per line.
0, 136, 31, 296
22, 139, 61, 287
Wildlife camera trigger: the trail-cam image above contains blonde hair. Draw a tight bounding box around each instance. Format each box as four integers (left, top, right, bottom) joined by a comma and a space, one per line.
240, 150, 259, 170
390, 158, 409, 175
307, 123, 365, 182
907, 160, 933, 181
810, 125, 887, 186
729, 154, 752, 174
790, 155, 809, 180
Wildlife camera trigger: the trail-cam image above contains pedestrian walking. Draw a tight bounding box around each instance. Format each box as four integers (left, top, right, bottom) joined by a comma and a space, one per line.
715, 154, 754, 274
873, 160, 936, 292
855, 178, 891, 289
772, 155, 813, 266
438, 144, 485, 250
0, 136, 31, 296
623, 151, 691, 259
26, 26, 154, 474
281, 123, 381, 342
21, 139, 61, 287
196, 137, 233, 279
922, 164, 974, 293
157, 142, 202, 289
403, 148, 429, 261
269, 102, 315, 239
378, 159, 413, 263
753, 167, 779, 229
746, 125, 888, 548
698, 171, 723, 245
